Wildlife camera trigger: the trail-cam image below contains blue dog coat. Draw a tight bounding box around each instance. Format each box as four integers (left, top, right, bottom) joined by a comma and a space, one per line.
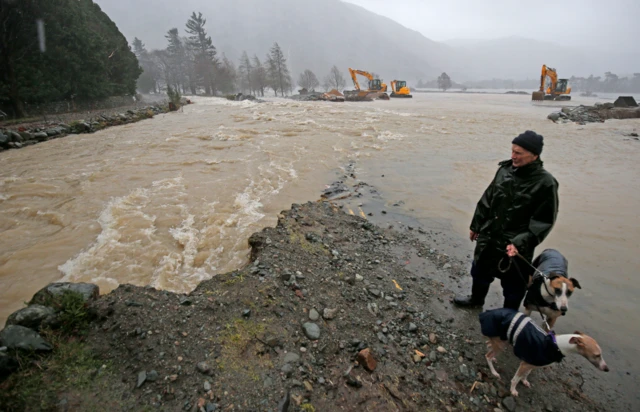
479, 308, 564, 367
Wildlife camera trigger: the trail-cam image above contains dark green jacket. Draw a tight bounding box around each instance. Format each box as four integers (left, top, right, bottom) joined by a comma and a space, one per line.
471, 159, 559, 262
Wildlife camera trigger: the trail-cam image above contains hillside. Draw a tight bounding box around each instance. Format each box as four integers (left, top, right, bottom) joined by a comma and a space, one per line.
96, 0, 454, 82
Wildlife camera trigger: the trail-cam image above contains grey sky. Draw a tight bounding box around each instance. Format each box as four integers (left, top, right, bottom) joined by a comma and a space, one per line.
345, 0, 640, 52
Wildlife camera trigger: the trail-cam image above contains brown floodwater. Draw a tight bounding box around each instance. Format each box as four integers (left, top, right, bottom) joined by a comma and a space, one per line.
1, 93, 638, 404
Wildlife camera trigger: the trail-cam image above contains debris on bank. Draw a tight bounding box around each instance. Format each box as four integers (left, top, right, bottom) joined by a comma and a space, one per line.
290, 89, 345, 103
0, 199, 608, 411
548, 97, 640, 125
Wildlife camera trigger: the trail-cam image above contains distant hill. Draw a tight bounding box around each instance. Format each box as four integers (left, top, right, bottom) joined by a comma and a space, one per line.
96, 0, 456, 83
97, 0, 639, 84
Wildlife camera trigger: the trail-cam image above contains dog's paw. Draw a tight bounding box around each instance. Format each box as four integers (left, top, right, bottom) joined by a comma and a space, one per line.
522, 379, 531, 388
511, 389, 519, 397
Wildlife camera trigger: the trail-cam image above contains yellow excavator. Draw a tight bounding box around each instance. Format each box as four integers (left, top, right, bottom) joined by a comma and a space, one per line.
390, 80, 412, 98
532, 65, 571, 101
345, 68, 389, 100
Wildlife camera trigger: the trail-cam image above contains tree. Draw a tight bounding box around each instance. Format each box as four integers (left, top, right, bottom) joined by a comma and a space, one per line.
185, 12, 218, 95
437, 72, 452, 91
238, 51, 253, 94
0, 0, 141, 118
251, 55, 268, 97
132, 38, 160, 93
164, 28, 187, 92
266, 43, 292, 96
216, 53, 237, 94
298, 69, 319, 91
324, 66, 346, 91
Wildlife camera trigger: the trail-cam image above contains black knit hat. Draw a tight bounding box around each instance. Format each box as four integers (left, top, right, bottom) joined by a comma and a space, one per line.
512, 130, 543, 156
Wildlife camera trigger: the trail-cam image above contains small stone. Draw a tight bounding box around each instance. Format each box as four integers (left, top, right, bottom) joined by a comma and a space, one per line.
242, 309, 251, 318
459, 364, 468, 376
281, 363, 294, 377
204, 381, 211, 391
412, 354, 422, 363
206, 403, 217, 412
408, 323, 418, 332
502, 396, 517, 412
368, 289, 381, 298
283, 352, 300, 364
136, 371, 147, 388
196, 362, 211, 374
443, 263, 452, 269
437, 346, 447, 354
302, 323, 320, 340
429, 333, 437, 344
356, 348, 377, 372
300, 347, 307, 353
147, 370, 159, 382
322, 308, 338, 320
303, 380, 313, 391
308, 308, 320, 321
355, 274, 364, 281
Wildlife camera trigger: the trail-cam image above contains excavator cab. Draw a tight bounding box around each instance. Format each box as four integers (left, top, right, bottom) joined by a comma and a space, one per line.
369, 79, 384, 91
390, 80, 412, 98
556, 79, 569, 93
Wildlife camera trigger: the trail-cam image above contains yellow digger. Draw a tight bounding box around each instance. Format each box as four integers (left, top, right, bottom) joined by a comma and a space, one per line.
390, 80, 412, 98
345, 68, 389, 101
532, 65, 571, 101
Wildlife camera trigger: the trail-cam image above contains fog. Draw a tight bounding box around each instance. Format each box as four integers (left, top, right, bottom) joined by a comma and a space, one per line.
96, 0, 640, 82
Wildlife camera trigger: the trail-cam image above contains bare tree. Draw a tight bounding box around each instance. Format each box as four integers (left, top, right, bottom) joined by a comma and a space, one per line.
297, 69, 320, 91
324, 65, 346, 91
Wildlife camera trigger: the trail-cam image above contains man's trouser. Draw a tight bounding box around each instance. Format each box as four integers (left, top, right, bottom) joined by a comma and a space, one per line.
470, 249, 533, 310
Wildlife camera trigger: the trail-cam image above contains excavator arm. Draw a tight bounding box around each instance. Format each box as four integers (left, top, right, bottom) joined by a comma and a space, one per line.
349, 68, 374, 91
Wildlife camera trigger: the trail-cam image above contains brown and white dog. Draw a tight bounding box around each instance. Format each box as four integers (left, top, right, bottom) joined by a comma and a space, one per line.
523, 249, 581, 331
480, 308, 609, 396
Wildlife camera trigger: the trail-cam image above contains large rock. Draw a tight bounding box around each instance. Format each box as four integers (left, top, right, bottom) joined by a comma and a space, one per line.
18, 131, 32, 141
6, 305, 58, 331
33, 131, 49, 142
0, 352, 19, 382
0, 133, 9, 147
9, 131, 22, 142
30, 282, 99, 306
0, 325, 53, 351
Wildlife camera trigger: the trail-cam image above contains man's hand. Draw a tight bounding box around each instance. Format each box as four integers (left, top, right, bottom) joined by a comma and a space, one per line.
469, 231, 479, 242
506, 244, 518, 257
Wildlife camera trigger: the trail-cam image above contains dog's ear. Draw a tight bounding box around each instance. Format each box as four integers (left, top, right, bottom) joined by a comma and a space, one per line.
570, 278, 582, 289
569, 336, 585, 346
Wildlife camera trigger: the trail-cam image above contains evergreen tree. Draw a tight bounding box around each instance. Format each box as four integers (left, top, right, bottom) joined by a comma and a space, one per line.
164, 28, 187, 91
267, 43, 292, 96
185, 12, 218, 95
0, 0, 141, 118
216, 54, 237, 94
251, 55, 268, 97
238, 51, 253, 94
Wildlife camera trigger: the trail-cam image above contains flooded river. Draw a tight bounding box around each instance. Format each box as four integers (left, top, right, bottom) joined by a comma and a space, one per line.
1, 92, 638, 403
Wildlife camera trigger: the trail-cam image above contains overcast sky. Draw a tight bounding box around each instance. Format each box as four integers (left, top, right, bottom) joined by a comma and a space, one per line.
344, 0, 639, 52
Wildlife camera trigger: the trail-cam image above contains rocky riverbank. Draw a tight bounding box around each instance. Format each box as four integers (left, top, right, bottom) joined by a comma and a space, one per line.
0, 198, 610, 411
0, 105, 170, 151
547, 102, 640, 125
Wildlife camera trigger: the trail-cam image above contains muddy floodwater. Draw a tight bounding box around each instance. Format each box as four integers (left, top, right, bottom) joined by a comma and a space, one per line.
1, 92, 639, 404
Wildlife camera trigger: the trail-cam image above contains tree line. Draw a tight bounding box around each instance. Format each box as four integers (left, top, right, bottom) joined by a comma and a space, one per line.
0, 0, 141, 118
134, 12, 350, 98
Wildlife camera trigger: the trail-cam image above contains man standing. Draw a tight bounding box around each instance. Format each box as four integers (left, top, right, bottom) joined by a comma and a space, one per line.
454, 131, 559, 310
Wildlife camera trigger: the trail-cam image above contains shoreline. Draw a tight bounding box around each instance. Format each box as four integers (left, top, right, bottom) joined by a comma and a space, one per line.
0, 183, 624, 411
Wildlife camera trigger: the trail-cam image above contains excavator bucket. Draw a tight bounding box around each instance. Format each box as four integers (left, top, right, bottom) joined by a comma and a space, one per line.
532, 91, 544, 101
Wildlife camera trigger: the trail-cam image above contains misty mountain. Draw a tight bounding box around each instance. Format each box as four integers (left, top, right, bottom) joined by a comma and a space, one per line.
96, 0, 454, 83
445, 36, 640, 81
97, 0, 638, 85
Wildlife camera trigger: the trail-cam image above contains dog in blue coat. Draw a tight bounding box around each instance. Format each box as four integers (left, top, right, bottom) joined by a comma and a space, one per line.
479, 308, 609, 396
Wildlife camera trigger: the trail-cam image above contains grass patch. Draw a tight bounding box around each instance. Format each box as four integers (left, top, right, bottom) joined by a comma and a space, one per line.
288, 231, 329, 256
214, 318, 272, 378
0, 334, 106, 411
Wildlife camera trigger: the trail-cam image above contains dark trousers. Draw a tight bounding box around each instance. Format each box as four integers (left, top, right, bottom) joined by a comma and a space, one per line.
471, 250, 533, 310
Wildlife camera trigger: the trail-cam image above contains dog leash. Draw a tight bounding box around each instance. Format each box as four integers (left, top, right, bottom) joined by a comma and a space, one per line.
499, 252, 553, 331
